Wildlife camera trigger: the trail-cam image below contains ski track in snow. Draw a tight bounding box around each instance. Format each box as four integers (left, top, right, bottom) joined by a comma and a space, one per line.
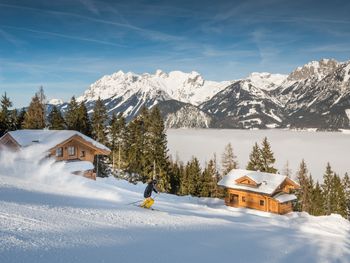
0, 173, 349, 263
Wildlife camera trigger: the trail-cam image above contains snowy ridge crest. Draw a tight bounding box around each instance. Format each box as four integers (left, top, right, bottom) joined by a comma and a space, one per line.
77, 69, 231, 106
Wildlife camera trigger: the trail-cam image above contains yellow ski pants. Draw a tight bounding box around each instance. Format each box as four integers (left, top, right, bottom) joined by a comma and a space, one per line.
141, 197, 154, 209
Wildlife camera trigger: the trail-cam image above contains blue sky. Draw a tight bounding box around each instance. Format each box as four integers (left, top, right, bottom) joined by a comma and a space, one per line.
0, 0, 350, 107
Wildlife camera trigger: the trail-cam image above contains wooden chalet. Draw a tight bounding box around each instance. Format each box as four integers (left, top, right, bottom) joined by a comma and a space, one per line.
0, 130, 111, 180
218, 169, 299, 214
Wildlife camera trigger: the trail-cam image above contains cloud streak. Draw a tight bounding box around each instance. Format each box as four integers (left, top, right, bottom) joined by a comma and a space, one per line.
0, 2, 183, 43
0, 25, 125, 47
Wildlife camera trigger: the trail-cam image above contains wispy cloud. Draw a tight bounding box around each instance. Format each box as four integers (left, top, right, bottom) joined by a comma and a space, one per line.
0, 2, 183, 43
77, 0, 100, 15
0, 28, 23, 46
303, 44, 350, 53
0, 25, 125, 47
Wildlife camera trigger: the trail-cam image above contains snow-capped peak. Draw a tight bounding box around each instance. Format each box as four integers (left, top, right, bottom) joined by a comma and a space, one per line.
287, 58, 339, 81
155, 69, 168, 78
48, 99, 64, 105
77, 69, 231, 105
246, 72, 288, 91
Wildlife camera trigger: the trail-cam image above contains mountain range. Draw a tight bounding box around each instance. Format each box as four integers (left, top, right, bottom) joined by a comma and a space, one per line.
51, 58, 350, 130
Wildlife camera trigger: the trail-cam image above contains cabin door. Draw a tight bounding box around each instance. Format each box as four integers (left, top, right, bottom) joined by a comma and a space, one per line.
229, 194, 239, 206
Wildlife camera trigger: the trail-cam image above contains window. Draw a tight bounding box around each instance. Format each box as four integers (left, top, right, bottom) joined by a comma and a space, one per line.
229, 194, 239, 205
260, 200, 265, 206
80, 151, 86, 158
68, 146, 75, 156
56, 147, 63, 157
242, 196, 246, 202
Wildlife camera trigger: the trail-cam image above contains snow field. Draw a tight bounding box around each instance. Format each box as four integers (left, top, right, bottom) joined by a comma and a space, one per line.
0, 146, 349, 263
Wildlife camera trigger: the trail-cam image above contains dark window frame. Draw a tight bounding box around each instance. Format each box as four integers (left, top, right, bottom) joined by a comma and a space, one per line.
56, 147, 63, 157
260, 200, 265, 206
68, 146, 75, 156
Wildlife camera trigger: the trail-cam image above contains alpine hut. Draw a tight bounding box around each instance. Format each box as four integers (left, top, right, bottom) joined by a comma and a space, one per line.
0, 129, 111, 180
218, 169, 299, 214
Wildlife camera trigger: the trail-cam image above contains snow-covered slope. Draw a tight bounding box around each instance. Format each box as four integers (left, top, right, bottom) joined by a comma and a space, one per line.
164, 104, 212, 128
1, 147, 349, 263
201, 80, 284, 129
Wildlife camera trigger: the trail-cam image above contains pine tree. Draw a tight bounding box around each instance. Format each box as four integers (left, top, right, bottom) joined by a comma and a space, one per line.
146, 106, 170, 192
342, 173, 350, 219
65, 96, 80, 130
246, 142, 262, 171
282, 161, 292, 178
126, 107, 148, 180
296, 159, 312, 212
210, 153, 225, 198
48, 106, 65, 130
23, 93, 45, 129
201, 159, 217, 197
16, 108, 26, 130
8, 109, 18, 131
260, 137, 277, 173
322, 163, 334, 215
311, 182, 324, 216
76, 101, 92, 136
332, 174, 347, 218
91, 97, 108, 177
168, 156, 183, 195
0, 92, 13, 136
109, 113, 128, 172
37, 86, 46, 106
179, 161, 189, 196
307, 174, 315, 214
186, 157, 201, 196
91, 97, 108, 144
221, 143, 238, 175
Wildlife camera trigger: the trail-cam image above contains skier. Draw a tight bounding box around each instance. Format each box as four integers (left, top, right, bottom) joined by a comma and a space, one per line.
141, 179, 159, 209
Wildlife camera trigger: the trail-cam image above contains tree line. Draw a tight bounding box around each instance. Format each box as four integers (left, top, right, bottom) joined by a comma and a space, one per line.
0, 89, 349, 219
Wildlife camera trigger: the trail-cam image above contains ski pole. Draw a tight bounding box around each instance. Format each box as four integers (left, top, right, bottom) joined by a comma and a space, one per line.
126, 199, 143, 206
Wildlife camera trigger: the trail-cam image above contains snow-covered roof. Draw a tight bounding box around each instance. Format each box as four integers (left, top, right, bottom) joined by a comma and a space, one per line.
218, 169, 295, 195
273, 193, 297, 203
6, 130, 110, 152
63, 161, 94, 172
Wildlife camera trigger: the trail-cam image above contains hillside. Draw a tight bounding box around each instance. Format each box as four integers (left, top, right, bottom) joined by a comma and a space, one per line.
0, 148, 349, 263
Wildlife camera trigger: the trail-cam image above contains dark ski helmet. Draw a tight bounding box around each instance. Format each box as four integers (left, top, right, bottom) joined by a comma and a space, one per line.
152, 179, 157, 184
